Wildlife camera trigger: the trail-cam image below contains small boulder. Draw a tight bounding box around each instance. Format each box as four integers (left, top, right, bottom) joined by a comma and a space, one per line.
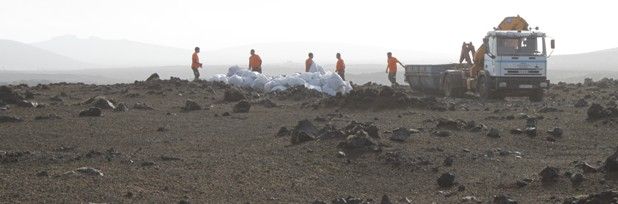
433, 130, 452, 137
232, 100, 251, 113
492, 195, 517, 204
605, 148, 618, 172
510, 128, 523, 135
182, 100, 202, 111
113, 103, 129, 112
342, 131, 377, 149
570, 173, 584, 185
75, 167, 104, 176
588, 103, 608, 120
79, 108, 102, 117
390, 127, 413, 142
92, 98, 116, 109
574, 99, 589, 108
34, 114, 62, 120
223, 88, 245, 102
133, 102, 154, 110
539, 166, 560, 183
437, 172, 456, 188
146, 73, 160, 81
276, 127, 290, 137
0, 115, 23, 123
547, 127, 563, 137
487, 128, 500, 138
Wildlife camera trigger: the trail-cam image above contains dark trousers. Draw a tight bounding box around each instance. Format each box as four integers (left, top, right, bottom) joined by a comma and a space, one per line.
192, 68, 200, 80
337, 71, 345, 81
388, 72, 397, 84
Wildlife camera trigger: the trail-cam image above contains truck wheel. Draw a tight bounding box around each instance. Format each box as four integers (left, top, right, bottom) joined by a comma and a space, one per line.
478, 77, 490, 101
529, 90, 544, 102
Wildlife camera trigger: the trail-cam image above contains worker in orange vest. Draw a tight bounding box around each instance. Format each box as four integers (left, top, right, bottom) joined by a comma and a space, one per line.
248, 49, 263, 73
386, 52, 405, 86
305, 53, 314, 72
335, 53, 345, 80
191, 47, 203, 81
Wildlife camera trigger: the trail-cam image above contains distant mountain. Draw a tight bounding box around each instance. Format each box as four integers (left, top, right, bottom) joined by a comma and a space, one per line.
0, 40, 92, 70
550, 48, 618, 71
32, 35, 192, 68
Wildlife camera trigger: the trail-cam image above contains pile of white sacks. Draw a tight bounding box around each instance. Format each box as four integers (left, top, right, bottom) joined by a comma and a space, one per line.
208, 64, 353, 96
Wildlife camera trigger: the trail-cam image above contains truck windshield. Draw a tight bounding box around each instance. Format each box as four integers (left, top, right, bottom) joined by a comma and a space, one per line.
497, 37, 545, 56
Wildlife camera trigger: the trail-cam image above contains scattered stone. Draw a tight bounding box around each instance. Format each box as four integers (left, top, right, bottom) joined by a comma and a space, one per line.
437, 172, 456, 188
256, 98, 277, 108
342, 121, 379, 138
133, 102, 154, 110
75, 167, 104, 176
510, 128, 523, 135
276, 127, 290, 137
141, 161, 156, 167
380, 195, 392, 204
34, 114, 62, 120
0, 115, 23, 123
341, 130, 377, 149
515, 180, 528, 188
574, 99, 589, 108
487, 128, 500, 138
0, 86, 25, 104
113, 103, 129, 112
92, 97, 116, 109
547, 127, 563, 137
16, 100, 39, 108
178, 199, 190, 204
443, 156, 454, 167
146, 73, 160, 81
36, 170, 49, 177
570, 173, 584, 185
461, 196, 480, 203
605, 148, 618, 172
182, 100, 202, 111
79, 107, 102, 117
492, 195, 517, 204
390, 127, 413, 142
223, 88, 245, 102
578, 162, 599, 173
290, 120, 318, 145
232, 100, 251, 113
436, 118, 465, 130
539, 166, 560, 183
433, 130, 452, 137
337, 151, 346, 158
588, 103, 609, 120
331, 196, 364, 204
564, 191, 618, 204
222, 112, 231, 117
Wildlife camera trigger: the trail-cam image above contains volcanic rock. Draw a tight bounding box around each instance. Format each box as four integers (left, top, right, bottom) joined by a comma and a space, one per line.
113, 103, 129, 112
224, 88, 245, 102
92, 98, 116, 109
146, 73, 160, 81
232, 100, 251, 113
539, 166, 560, 183
487, 128, 500, 138
564, 191, 618, 204
79, 107, 102, 117
437, 172, 456, 188
133, 102, 154, 110
75, 167, 104, 176
575, 99, 589, 108
605, 148, 618, 172
182, 100, 202, 111
547, 127, 563, 137
0, 115, 23, 123
492, 195, 517, 204
341, 130, 377, 149
390, 127, 413, 142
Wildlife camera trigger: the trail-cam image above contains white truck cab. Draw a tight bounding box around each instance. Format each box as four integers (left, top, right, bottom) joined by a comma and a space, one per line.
479, 30, 552, 101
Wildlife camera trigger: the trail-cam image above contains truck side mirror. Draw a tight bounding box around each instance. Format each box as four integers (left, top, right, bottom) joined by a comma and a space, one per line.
551, 39, 555, 49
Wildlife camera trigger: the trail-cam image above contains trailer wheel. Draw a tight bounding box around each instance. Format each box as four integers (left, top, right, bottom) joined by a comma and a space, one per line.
529, 90, 544, 102
443, 77, 465, 98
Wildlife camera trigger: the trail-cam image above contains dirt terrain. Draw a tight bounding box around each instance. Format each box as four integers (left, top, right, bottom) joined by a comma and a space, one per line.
2, 75, 618, 203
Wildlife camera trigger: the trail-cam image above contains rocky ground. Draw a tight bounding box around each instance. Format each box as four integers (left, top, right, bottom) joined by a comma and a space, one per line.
2, 74, 618, 203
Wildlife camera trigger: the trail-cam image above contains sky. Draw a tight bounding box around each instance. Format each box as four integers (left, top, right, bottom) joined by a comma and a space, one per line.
1, 0, 616, 56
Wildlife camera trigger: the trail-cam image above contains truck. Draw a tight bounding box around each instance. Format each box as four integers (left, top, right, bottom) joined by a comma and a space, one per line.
404, 16, 555, 102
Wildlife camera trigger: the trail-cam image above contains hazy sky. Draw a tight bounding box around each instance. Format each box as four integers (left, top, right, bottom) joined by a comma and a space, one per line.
1, 0, 616, 55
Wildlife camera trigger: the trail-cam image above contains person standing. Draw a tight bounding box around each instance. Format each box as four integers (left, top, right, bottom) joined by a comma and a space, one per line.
335, 53, 345, 80
191, 47, 203, 81
386, 52, 404, 86
248, 49, 263, 73
305, 52, 314, 72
